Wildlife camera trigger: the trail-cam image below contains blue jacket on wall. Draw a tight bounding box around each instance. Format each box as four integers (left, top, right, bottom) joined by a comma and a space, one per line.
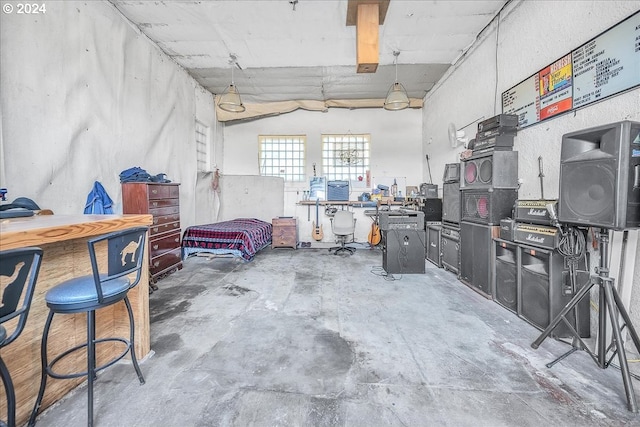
84, 181, 114, 214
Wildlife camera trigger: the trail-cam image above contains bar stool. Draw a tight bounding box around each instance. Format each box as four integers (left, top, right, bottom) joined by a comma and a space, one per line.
0, 247, 43, 427
28, 227, 148, 427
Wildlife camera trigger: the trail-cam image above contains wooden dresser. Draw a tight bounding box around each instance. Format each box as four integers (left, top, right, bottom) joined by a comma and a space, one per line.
272, 217, 297, 249
122, 183, 182, 283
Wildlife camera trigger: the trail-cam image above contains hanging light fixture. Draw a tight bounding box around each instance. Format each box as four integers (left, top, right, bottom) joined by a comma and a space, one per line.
218, 54, 246, 113
383, 51, 410, 111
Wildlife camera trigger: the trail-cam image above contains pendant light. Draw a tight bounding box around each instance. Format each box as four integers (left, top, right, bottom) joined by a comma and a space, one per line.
383, 51, 410, 111
218, 54, 246, 113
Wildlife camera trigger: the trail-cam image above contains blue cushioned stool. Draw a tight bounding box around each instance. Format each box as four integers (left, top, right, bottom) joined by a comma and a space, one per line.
0, 247, 43, 427
28, 227, 148, 427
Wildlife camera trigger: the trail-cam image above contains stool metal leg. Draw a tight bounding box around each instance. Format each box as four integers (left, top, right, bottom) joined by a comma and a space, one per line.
125, 297, 145, 384
0, 356, 15, 427
28, 310, 54, 427
87, 310, 96, 427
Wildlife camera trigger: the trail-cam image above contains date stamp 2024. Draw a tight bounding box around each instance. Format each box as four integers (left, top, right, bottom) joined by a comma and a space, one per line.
3, 3, 47, 14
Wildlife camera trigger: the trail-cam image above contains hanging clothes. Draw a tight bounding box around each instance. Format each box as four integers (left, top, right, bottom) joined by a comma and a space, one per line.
84, 181, 114, 214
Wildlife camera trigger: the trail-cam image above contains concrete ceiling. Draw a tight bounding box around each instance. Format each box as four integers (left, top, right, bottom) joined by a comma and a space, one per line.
110, 0, 508, 104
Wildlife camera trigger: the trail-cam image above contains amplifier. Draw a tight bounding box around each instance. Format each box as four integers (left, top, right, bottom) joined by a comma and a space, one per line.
327, 180, 349, 201
473, 134, 515, 152
420, 183, 438, 198
514, 223, 560, 250
478, 114, 518, 132
515, 199, 558, 225
499, 218, 516, 241
379, 211, 425, 231
476, 126, 518, 141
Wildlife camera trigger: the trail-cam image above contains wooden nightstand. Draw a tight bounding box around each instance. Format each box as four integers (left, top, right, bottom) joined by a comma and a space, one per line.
272, 217, 297, 249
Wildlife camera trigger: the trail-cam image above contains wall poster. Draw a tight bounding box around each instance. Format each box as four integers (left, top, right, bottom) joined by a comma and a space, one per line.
502, 11, 639, 128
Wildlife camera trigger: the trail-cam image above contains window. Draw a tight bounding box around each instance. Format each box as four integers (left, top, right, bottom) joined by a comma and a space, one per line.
321, 134, 370, 181
259, 135, 306, 182
195, 120, 210, 172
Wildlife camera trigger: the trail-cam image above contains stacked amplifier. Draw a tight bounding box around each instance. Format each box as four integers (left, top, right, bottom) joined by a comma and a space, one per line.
436, 163, 462, 273
494, 199, 590, 337
459, 114, 519, 298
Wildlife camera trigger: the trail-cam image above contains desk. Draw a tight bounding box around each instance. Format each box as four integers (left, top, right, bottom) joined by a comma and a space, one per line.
298, 200, 406, 221
0, 214, 153, 426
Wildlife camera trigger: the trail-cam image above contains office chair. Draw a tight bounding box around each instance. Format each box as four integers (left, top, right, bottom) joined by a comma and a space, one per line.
29, 227, 148, 427
329, 210, 356, 255
1, 247, 43, 427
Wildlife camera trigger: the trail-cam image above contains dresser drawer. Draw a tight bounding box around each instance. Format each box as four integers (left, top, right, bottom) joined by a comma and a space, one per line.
148, 185, 179, 200
152, 213, 180, 226
148, 198, 179, 210
150, 221, 180, 237
150, 247, 182, 277
272, 217, 296, 227
149, 231, 181, 258
150, 205, 179, 217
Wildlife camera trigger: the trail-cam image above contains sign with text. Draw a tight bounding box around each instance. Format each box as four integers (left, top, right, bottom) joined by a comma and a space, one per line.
502, 11, 639, 128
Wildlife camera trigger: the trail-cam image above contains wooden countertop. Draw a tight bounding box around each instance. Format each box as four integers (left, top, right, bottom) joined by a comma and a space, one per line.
0, 214, 154, 251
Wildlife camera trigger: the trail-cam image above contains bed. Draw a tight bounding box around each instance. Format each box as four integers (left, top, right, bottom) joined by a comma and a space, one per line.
181, 218, 272, 261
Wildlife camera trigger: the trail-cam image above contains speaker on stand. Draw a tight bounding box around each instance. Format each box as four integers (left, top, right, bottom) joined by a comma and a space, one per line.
558, 121, 640, 230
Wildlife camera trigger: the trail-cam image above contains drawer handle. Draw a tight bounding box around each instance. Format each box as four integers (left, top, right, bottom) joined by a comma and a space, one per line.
153, 218, 158, 224
153, 244, 159, 250
153, 261, 160, 267
174, 238, 179, 243
152, 202, 158, 207
152, 227, 158, 233
152, 189, 158, 194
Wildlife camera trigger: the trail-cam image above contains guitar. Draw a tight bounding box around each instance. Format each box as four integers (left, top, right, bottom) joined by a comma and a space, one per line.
367, 199, 381, 246
311, 198, 323, 240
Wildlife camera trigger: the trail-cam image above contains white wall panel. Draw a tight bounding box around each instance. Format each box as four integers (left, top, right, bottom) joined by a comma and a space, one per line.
0, 0, 212, 230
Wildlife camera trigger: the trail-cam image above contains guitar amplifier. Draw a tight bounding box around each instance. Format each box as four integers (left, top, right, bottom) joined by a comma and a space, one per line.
514, 200, 558, 225
514, 223, 560, 250
327, 180, 349, 201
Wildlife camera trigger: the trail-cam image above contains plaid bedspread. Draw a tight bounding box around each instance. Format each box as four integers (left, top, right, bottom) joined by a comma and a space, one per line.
181, 218, 272, 261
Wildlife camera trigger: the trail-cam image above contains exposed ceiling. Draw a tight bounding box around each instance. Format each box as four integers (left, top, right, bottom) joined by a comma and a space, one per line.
110, 0, 508, 105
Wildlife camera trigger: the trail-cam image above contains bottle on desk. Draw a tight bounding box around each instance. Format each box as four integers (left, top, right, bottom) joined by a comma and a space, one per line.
391, 179, 398, 198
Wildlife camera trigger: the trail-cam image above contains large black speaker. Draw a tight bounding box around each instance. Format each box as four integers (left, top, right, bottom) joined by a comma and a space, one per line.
460, 151, 519, 190
422, 198, 442, 223
559, 120, 640, 230
442, 182, 460, 224
426, 225, 441, 267
461, 189, 517, 225
519, 244, 590, 338
382, 229, 426, 274
494, 239, 518, 313
460, 221, 498, 297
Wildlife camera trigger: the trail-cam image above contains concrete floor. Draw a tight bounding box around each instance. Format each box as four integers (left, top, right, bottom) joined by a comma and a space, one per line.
29, 246, 640, 426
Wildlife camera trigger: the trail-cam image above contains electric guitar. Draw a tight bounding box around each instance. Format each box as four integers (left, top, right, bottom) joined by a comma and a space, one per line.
311, 198, 323, 240
368, 199, 381, 246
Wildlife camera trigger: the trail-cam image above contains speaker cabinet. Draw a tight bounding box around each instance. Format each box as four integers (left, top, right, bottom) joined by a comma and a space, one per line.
519, 244, 590, 338
559, 120, 640, 230
461, 189, 518, 225
382, 229, 426, 274
440, 224, 460, 274
442, 182, 460, 225
493, 239, 518, 313
422, 198, 443, 223
460, 221, 499, 297
460, 151, 519, 190
426, 225, 442, 267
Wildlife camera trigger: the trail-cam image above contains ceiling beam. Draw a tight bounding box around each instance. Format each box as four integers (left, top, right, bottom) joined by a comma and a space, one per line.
355, 3, 379, 73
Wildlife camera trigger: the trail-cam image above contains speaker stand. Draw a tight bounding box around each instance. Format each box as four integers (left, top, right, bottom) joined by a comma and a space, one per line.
531, 228, 640, 412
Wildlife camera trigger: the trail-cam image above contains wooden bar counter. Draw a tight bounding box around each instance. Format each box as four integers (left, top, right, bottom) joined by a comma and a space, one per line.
0, 214, 153, 425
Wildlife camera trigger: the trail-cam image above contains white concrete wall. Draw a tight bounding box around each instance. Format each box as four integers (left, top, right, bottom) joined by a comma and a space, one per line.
221, 107, 424, 243
423, 1, 640, 343
0, 0, 217, 229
